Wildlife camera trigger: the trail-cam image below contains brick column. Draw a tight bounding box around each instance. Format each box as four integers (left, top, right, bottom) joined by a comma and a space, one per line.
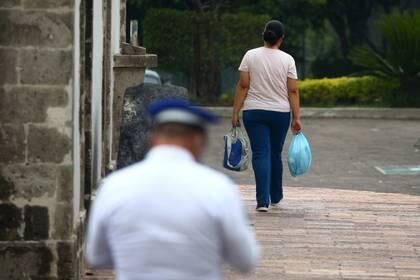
0, 1, 84, 279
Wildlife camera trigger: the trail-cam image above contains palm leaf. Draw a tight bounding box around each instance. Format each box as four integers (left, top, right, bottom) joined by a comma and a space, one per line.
351, 11, 420, 84
350, 47, 397, 78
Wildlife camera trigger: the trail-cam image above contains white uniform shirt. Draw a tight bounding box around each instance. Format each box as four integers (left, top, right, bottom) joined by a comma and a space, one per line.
239, 47, 298, 112
86, 145, 259, 280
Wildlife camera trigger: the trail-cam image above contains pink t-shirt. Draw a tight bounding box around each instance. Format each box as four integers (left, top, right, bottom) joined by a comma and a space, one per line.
239, 47, 298, 112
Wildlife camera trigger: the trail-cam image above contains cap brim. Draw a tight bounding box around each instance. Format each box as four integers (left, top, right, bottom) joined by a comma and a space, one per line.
148, 98, 220, 125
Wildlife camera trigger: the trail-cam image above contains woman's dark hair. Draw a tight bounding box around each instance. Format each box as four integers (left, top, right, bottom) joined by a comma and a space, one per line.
263, 20, 285, 45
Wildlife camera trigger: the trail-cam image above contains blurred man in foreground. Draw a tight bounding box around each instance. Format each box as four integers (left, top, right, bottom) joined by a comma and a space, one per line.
86, 98, 259, 279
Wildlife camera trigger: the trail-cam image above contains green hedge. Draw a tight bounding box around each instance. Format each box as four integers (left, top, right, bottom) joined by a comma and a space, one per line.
299, 76, 399, 106
218, 76, 399, 107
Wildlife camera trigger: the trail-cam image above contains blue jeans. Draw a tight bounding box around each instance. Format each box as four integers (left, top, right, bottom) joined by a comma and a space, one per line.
243, 110, 290, 207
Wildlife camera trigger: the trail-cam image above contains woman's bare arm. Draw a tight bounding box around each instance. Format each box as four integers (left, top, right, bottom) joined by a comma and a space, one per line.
232, 71, 250, 127
287, 77, 302, 133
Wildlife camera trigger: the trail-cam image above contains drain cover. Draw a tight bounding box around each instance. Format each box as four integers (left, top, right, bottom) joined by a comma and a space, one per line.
375, 165, 420, 175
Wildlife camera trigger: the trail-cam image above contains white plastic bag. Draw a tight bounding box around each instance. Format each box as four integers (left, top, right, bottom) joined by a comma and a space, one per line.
223, 125, 249, 172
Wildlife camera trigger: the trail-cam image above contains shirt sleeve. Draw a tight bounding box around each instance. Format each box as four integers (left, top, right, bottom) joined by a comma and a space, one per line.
238, 51, 250, 72
219, 183, 259, 273
288, 56, 298, 79
85, 182, 114, 269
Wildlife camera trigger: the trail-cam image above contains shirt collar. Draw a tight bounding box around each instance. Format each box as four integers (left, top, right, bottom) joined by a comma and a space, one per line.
146, 145, 195, 162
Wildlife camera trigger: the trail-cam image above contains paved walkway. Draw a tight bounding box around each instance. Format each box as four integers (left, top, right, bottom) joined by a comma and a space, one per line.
227, 186, 420, 280
85, 118, 420, 279
85, 185, 420, 280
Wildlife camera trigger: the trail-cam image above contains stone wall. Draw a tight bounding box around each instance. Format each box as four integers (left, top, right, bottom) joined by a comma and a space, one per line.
0, 1, 83, 279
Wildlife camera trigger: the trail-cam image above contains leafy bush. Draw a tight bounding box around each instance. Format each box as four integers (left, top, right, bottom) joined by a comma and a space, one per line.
218, 76, 399, 107
299, 76, 399, 106
218, 89, 235, 106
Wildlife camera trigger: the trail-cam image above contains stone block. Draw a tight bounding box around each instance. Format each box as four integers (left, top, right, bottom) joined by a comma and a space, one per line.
24, 205, 49, 240
121, 43, 146, 55
0, 0, 20, 8
74, 211, 86, 251
28, 125, 71, 163
0, 243, 53, 278
57, 241, 75, 278
0, 86, 68, 124
1, 164, 57, 200
52, 203, 72, 240
0, 10, 72, 48
0, 175, 16, 200
56, 165, 73, 202
74, 217, 85, 279
20, 49, 72, 85
117, 84, 188, 168
23, 0, 72, 9
0, 203, 22, 241
0, 124, 25, 164
114, 54, 158, 68
0, 49, 17, 84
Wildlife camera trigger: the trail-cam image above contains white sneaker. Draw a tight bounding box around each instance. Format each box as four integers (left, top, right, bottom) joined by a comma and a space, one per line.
256, 206, 269, 212
271, 202, 280, 207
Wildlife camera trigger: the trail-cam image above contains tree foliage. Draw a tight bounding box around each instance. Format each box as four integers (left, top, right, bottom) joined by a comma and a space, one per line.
321, 0, 403, 56
130, 0, 415, 102
219, 13, 270, 67
143, 9, 194, 73
351, 11, 420, 98
143, 7, 268, 99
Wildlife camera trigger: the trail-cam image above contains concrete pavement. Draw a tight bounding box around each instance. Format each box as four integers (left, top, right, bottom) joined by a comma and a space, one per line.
205, 118, 420, 196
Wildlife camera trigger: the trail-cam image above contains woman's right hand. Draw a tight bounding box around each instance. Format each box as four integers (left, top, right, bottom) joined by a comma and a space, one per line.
291, 118, 302, 133
232, 113, 239, 128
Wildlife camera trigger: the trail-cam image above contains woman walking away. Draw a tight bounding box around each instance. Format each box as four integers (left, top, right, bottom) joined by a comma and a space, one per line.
232, 20, 302, 212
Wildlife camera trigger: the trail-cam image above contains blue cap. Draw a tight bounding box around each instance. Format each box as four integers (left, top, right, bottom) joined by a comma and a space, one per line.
148, 98, 219, 127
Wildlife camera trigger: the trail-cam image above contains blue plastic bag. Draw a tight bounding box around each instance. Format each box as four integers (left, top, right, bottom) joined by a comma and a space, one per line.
223, 125, 249, 172
287, 132, 312, 177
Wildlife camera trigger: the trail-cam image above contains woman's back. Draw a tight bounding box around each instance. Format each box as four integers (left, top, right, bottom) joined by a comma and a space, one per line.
239, 47, 297, 112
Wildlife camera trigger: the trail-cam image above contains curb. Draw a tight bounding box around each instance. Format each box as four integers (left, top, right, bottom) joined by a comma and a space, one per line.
203, 107, 420, 120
